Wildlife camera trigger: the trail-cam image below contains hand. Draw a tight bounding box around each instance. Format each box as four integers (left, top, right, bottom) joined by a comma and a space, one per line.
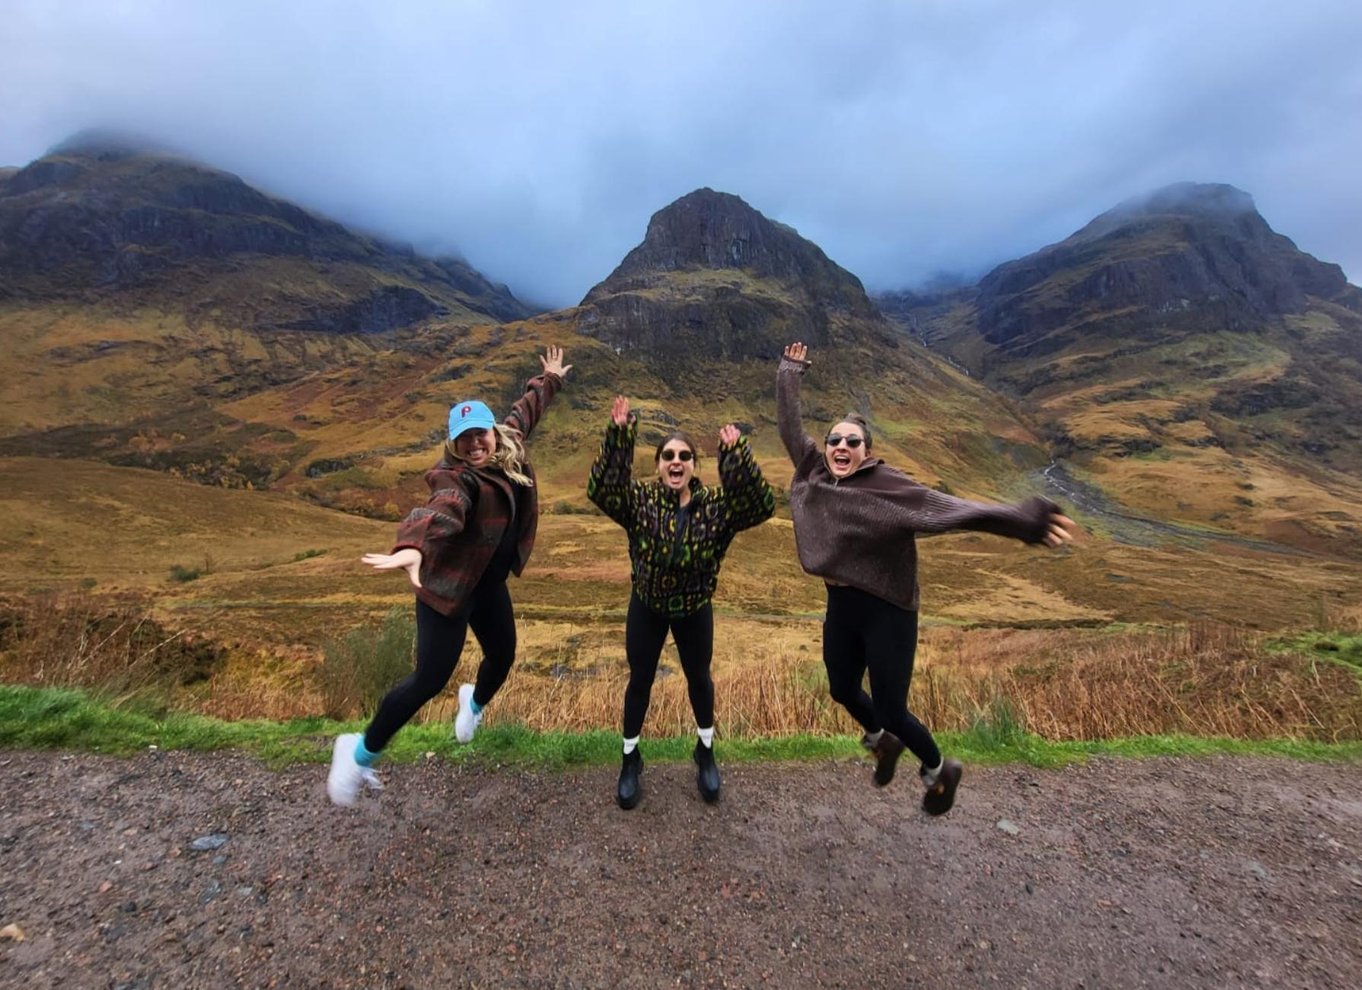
783, 342, 809, 364
540, 345, 572, 379
719, 423, 741, 447
611, 394, 631, 427
1042, 513, 1078, 548
362, 548, 424, 588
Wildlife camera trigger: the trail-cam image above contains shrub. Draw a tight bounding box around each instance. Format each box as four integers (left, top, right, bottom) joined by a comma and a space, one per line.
168, 564, 201, 583
317, 608, 416, 719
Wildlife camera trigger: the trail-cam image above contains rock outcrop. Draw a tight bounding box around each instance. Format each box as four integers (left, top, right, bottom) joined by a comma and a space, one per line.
577, 188, 889, 360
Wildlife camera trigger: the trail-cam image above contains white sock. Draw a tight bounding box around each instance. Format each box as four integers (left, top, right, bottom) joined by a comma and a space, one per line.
865, 729, 884, 746
697, 726, 715, 748
622, 736, 639, 755
922, 759, 944, 786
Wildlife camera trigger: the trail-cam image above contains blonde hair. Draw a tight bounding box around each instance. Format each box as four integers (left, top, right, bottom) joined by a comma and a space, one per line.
444, 423, 534, 486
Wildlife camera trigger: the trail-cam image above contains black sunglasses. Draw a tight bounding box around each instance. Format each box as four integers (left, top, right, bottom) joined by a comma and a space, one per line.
659, 449, 694, 462
825, 433, 864, 449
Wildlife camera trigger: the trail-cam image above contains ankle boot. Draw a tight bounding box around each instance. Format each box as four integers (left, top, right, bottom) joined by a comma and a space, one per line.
693, 740, 721, 804
617, 748, 642, 810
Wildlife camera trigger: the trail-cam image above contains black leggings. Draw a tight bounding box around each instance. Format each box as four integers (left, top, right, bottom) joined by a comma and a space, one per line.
363, 584, 517, 752
822, 584, 941, 769
622, 592, 715, 738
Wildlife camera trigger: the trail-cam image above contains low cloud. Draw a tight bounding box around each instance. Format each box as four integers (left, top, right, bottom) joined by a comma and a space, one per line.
4, 0, 1359, 305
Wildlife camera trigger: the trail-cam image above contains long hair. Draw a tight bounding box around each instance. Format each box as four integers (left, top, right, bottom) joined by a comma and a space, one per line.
444, 423, 534, 486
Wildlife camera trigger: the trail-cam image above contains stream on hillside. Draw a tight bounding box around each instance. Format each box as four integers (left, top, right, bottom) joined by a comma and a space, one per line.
1035, 461, 1307, 555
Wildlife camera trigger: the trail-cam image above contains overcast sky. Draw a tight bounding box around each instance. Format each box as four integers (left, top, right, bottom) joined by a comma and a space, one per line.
4, 0, 1360, 307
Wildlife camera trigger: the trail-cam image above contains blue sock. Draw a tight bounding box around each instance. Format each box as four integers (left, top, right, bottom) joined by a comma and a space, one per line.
470, 697, 484, 716
353, 737, 380, 768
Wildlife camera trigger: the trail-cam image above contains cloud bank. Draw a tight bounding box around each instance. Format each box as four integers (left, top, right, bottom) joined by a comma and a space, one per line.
4, 0, 1359, 306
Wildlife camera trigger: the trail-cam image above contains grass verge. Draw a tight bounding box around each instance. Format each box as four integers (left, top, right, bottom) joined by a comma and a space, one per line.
3, 685, 1361, 770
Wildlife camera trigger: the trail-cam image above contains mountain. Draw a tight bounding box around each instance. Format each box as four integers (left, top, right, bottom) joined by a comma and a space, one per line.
577, 188, 892, 361
0, 135, 542, 444
879, 182, 1362, 549
0, 134, 533, 329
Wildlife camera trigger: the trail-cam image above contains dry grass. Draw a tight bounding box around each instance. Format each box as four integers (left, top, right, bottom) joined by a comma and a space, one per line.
0, 592, 223, 698
333, 617, 1362, 744
2, 590, 1358, 743
916, 623, 1362, 742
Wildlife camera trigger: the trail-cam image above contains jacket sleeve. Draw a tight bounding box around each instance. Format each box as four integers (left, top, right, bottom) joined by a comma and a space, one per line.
586, 418, 641, 529
392, 469, 476, 552
716, 435, 775, 533
503, 371, 564, 441
895, 487, 1059, 544
776, 357, 819, 467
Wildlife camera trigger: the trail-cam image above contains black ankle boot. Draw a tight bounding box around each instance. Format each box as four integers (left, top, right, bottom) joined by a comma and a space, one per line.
617, 749, 642, 810
693, 740, 720, 804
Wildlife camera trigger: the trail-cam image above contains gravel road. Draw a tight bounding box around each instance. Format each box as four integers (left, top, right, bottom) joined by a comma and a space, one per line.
2, 750, 1360, 989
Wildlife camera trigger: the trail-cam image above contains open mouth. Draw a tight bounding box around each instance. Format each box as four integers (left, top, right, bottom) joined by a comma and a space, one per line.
666, 465, 686, 484
830, 451, 852, 470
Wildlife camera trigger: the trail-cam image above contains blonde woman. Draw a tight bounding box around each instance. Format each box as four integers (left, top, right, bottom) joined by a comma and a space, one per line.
328, 346, 572, 806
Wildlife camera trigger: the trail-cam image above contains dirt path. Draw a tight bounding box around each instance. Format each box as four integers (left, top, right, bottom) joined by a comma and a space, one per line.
2, 750, 1360, 989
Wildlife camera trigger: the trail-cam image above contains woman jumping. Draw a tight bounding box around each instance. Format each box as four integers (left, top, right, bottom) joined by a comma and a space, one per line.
587, 395, 774, 809
776, 341, 1075, 815
327, 345, 572, 806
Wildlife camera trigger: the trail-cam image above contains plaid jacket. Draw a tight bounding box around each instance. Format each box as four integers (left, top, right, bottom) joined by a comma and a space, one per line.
587, 418, 775, 617
393, 370, 563, 616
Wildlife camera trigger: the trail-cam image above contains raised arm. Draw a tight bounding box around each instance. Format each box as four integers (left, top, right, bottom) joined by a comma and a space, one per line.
504, 345, 572, 441
776, 342, 819, 467
716, 424, 775, 533
586, 395, 641, 529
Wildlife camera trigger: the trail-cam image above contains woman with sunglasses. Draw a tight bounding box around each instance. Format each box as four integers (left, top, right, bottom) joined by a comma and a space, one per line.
588, 395, 775, 809
777, 342, 1075, 815
326, 346, 572, 807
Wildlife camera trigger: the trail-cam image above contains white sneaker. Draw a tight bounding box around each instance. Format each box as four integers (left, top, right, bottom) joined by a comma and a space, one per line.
327, 733, 383, 807
454, 683, 483, 743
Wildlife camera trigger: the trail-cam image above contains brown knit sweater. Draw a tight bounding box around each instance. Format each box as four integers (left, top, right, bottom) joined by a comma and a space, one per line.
776, 357, 1058, 611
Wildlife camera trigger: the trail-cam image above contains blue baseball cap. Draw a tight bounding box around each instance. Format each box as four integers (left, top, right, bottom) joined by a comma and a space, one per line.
448, 400, 496, 439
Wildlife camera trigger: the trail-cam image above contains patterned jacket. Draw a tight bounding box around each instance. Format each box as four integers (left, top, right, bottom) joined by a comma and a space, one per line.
392, 370, 563, 616
587, 418, 775, 617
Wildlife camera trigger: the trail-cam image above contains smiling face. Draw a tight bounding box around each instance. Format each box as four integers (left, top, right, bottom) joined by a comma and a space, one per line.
824, 420, 869, 478
655, 436, 697, 492
453, 427, 498, 467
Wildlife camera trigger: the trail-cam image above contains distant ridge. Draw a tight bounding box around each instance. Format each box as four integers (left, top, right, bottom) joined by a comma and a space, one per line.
0, 136, 535, 330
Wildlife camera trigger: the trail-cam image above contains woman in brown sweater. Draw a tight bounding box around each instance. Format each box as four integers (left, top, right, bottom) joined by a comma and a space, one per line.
776, 341, 1075, 815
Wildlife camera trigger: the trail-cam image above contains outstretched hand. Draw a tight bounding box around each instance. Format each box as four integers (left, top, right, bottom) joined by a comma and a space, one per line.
611, 394, 631, 426
719, 423, 741, 447
362, 548, 424, 589
783, 341, 809, 365
1043, 513, 1078, 548
540, 345, 572, 379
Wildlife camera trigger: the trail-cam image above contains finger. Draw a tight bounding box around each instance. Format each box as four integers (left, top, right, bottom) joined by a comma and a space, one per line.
408, 568, 423, 589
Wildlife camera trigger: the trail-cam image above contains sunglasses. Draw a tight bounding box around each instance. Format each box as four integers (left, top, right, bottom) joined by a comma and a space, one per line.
825, 434, 864, 449
659, 449, 694, 462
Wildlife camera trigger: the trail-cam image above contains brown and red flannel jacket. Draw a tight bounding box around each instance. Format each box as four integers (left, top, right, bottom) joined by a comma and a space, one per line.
393, 370, 563, 616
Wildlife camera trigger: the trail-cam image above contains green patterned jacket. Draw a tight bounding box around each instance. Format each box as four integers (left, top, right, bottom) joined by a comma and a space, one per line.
587, 418, 775, 617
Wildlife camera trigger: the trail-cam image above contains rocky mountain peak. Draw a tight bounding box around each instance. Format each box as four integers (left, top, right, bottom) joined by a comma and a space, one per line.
972, 181, 1356, 347
598, 188, 811, 283
577, 188, 886, 361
